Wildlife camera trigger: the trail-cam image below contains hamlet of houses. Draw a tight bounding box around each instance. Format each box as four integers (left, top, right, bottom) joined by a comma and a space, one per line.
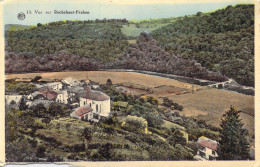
5, 77, 232, 160
5, 77, 111, 122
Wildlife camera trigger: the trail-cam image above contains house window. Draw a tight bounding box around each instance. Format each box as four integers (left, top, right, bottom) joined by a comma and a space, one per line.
90, 103, 92, 107
199, 145, 206, 151
96, 104, 98, 112
199, 151, 206, 158
84, 101, 86, 105
212, 151, 216, 155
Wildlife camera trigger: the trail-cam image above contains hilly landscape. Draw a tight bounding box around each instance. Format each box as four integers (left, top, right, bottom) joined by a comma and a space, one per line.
5, 4, 254, 87
4, 3, 255, 162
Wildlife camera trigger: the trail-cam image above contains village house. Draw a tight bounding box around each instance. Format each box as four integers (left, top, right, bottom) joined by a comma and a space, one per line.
39, 89, 58, 101
44, 82, 63, 91
76, 85, 111, 122
27, 91, 45, 101
62, 77, 80, 88
195, 136, 218, 160
55, 90, 69, 104
5, 95, 23, 109
70, 105, 93, 121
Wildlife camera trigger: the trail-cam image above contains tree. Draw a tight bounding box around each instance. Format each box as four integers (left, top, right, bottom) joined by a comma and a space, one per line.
218, 106, 250, 160
19, 97, 28, 111
83, 128, 92, 142
106, 79, 112, 86
30, 103, 46, 117
36, 146, 46, 158
42, 117, 51, 127
167, 129, 186, 146
31, 76, 42, 82
37, 23, 42, 27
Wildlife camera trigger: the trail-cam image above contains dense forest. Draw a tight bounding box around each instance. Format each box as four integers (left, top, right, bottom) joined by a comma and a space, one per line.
151, 5, 254, 86
5, 5, 254, 86
107, 33, 227, 82
5, 51, 101, 73
7, 19, 128, 62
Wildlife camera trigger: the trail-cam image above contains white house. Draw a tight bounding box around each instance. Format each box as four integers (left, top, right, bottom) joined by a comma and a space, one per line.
44, 82, 63, 90
196, 136, 218, 160
78, 85, 111, 121
62, 78, 80, 88
5, 95, 23, 107
55, 90, 69, 104
27, 91, 45, 101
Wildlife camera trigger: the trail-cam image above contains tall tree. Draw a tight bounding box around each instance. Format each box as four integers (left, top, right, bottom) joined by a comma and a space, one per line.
19, 97, 28, 111
218, 106, 250, 160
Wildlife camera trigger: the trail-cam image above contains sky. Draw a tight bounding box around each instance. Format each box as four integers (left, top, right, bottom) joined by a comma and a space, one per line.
2, 0, 254, 25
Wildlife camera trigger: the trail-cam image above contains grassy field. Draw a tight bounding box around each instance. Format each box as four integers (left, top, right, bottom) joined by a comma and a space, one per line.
6, 71, 254, 143
121, 23, 170, 37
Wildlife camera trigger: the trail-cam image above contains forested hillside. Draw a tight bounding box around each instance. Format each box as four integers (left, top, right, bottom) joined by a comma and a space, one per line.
7, 19, 128, 62
151, 4, 254, 86
5, 51, 101, 73
5, 5, 254, 86
107, 33, 227, 82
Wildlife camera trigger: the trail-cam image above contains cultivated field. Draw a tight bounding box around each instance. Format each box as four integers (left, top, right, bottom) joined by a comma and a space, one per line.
6, 71, 254, 142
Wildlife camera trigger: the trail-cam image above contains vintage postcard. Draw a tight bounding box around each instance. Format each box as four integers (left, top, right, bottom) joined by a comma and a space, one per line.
0, 0, 259, 166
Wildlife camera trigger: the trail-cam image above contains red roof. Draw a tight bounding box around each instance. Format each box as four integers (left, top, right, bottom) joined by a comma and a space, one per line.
39, 89, 58, 100
75, 106, 93, 117
198, 137, 218, 151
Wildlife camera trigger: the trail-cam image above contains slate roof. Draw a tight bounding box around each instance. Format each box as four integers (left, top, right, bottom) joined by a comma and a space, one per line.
30, 91, 40, 97
28, 99, 53, 108
80, 90, 109, 101
67, 86, 84, 94
45, 82, 62, 87
198, 136, 218, 151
